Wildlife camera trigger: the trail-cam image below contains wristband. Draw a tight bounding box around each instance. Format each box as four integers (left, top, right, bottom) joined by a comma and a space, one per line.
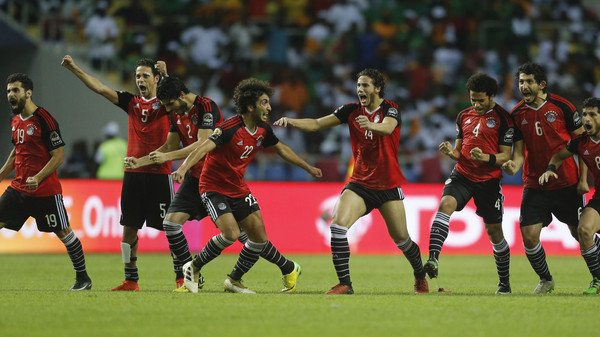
488, 154, 496, 166
546, 164, 557, 173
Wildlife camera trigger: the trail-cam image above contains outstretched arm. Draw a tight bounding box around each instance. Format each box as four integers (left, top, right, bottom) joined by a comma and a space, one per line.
0, 148, 16, 181
273, 114, 340, 132
150, 129, 212, 164
171, 139, 217, 183
538, 147, 574, 186
26, 147, 64, 190
61, 55, 119, 104
270, 142, 322, 179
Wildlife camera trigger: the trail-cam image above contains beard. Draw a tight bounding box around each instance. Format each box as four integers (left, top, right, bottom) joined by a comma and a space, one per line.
10, 97, 26, 115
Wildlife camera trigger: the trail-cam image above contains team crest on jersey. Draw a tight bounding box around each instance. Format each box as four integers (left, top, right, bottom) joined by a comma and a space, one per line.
388, 107, 398, 118
191, 113, 199, 126
152, 101, 161, 110
202, 113, 212, 127
545, 111, 558, 123
486, 117, 497, 128
26, 125, 36, 136
256, 135, 264, 147
374, 114, 380, 123
50, 131, 62, 146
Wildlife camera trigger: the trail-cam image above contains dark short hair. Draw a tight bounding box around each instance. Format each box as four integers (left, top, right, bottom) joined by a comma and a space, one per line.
465, 73, 497, 97
135, 58, 159, 77
233, 78, 273, 114
357, 68, 385, 98
515, 62, 547, 92
583, 97, 600, 111
157, 76, 190, 101
6, 73, 33, 92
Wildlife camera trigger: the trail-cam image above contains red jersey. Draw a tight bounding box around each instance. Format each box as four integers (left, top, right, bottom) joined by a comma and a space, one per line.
169, 95, 223, 178
199, 115, 278, 198
10, 108, 63, 196
567, 134, 600, 199
512, 93, 582, 189
116, 91, 171, 174
455, 104, 514, 182
333, 100, 406, 189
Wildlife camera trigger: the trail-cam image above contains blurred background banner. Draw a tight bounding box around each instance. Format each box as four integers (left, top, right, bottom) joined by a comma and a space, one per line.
0, 180, 588, 255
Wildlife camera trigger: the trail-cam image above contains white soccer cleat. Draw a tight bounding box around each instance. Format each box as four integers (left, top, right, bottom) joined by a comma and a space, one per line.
224, 276, 255, 294
532, 278, 555, 294
182, 261, 199, 293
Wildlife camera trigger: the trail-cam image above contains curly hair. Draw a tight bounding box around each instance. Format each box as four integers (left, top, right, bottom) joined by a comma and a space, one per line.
157, 77, 190, 101
515, 62, 547, 92
357, 68, 385, 98
465, 73, 498, 97
135, 58, 159, 77
232, 78, 273, 114
583, 97, 600, 111
6, 73, 33, 92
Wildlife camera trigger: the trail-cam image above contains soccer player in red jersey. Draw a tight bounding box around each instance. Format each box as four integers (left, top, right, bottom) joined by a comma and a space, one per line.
274, 68, 429, 295
503, 62, 588, 294
171, 78, 322, 293
539, 97, 600, 294
424, 73, 514, 294
0, 73, 92, 290
61, 55, 174, 291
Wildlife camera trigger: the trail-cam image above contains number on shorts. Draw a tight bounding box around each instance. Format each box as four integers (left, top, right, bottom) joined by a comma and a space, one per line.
245, 194, 257, 207
495, 198, 501, 210
159, 203, 166, 218
45, 214, 58, 227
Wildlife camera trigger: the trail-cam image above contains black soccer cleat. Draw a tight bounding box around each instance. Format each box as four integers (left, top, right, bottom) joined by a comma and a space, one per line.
70, 277, 92, 291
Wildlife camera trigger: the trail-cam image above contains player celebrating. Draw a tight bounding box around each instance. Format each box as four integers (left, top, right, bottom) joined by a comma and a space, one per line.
62, 55, 174, 291
539, 97, 600, 294
0, 73, 92, 290
173, 78, 321, 293
274, 68, 429, 295
424, 73, 514, 294
503, 62, 588, 294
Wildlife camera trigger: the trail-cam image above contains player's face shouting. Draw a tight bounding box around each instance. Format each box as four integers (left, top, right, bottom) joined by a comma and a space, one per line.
469, 91, 494, 115
135, 65, 158, 99
582, 107, 600, 138
518, 73, 544, 106
253, 93, 271, 122
6, 81, 28, 115
356, 76, 380, 109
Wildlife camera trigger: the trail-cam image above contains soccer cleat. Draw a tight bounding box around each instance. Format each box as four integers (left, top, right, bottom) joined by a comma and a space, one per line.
174, 275, 205, 292
281, 261, 302, 293
70, 277, 92, 291
111, 280, 139, 291
176, 278, 184, 289
583, 277, 600, 295
224, 276, 256, 294
495, 281, 511, 294
182, 261, 201, 293
326, 283, 354, 295
531, 278, 555, 294
414, 277, 429, 294
424, 259, 439, 279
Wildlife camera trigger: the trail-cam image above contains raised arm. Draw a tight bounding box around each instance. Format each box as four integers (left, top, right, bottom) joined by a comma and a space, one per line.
26, 146, 63, 190
270, 141, 322, 179
61, 55, 119, 104
171, 138, 217, 183
0, 148, 16, 181
273, 114, 341, 132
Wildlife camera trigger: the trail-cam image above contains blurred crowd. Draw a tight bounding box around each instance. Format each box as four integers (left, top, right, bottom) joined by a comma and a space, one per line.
3, 0, 600, 183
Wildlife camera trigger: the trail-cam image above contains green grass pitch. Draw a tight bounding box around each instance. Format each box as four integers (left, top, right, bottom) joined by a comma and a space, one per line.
0, 253, 597, 337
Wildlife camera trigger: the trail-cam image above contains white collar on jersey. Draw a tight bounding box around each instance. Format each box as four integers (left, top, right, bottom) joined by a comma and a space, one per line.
364, 106, 381, 115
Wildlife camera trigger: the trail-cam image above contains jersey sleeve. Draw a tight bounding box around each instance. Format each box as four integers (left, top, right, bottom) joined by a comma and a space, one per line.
168, 114, 177, 132
209, 124, 235, 148
497, 108, 515, 147
261, 122, 279, 148
565, 134, 585, 155
456, 112, 464, 140
197, 99, 222, 130
333, 103, 357, 124
115, 91, 135, 113
37, 110, 65, 151
556, 99, 583, 132
383, 102, 402, 127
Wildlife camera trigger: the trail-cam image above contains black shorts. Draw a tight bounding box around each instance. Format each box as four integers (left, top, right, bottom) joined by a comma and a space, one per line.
442, 170, 503, 224
343, 182, 404, 215
584, 199, 600, 216
120, 172, 174, 230
168, 173, 208, 221
201, 191, 261, 223
520, 184, 584, 227
0, 187, 69, 232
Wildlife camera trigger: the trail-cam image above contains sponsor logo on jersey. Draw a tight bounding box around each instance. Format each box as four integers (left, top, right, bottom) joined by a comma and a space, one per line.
545, 111, 558, 123
584, 149, 590, 155
486, 117, 497, 128
152, 101, 161, 110
50, 131, 62, 146
445, 178, 452, 185
11, 126, 15, 131
521, 119, 528, 124
177, 119, 181, 124
387, 107, 398, 118
465, 118, 471, 124
218, 203, 227, 210
202, 113, 212, 126
504, 128, 514, 143
237, 141, 243, 145
134, 103, 140, 109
